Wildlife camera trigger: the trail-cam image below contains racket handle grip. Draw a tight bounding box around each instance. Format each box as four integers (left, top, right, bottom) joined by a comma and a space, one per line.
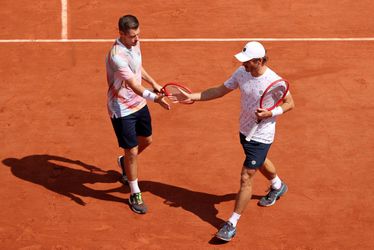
245, 123, 259, 142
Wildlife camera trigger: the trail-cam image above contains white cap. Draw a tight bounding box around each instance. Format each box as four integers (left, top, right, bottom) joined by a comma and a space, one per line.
234, 41, 266, 62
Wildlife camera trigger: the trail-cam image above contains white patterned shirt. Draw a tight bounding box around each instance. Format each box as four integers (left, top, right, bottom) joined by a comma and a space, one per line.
224, 67, 283, 144
106, 39, 146, 118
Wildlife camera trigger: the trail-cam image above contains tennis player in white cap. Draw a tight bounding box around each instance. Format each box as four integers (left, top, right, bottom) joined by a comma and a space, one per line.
176, 41, 295, 241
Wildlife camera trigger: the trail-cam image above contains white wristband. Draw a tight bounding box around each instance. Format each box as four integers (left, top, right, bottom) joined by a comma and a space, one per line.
142, 89, 157, 102
271, 106, 283, 117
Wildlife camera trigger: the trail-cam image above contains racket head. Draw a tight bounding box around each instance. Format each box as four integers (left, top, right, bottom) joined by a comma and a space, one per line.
161, 82, 194, 104
259, 79, 289, 110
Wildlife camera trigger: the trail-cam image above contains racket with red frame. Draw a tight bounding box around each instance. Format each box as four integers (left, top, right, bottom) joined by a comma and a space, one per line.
245, 78, 290, 141
160, 82, 194, 104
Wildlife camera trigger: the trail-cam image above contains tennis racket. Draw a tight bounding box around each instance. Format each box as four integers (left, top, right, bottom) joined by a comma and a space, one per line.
245, 79, 290, 142
160, 82, 194, 104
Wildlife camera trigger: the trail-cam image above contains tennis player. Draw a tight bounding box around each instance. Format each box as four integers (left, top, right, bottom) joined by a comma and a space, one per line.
177, 41, 295, 241
105, 15, 170, 214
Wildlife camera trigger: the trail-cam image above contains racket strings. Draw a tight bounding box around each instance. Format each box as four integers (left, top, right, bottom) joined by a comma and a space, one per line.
261, 82, 288, 109
163, 85, 193, 104
164, 86, 185, 95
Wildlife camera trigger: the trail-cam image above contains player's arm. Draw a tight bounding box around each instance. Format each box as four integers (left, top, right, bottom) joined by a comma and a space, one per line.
125, 77, 170, 110
114, 59, 170, 109
141, 67, 162, 93
279, 92, 295, 113
189, 84, 233, 101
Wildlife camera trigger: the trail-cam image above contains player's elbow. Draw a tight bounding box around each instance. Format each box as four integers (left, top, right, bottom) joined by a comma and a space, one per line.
282, 100, 294, 113
285, 96, 295, 111
289, 100, 295, 110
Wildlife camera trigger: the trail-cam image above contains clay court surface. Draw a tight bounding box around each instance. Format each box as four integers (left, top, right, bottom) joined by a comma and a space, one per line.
1, 1, 374, 249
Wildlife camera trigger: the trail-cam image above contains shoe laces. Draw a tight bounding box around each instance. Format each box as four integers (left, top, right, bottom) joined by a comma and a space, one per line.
133, 193, 144, 204
222, 222, 234, 231
265, 186, 278, 200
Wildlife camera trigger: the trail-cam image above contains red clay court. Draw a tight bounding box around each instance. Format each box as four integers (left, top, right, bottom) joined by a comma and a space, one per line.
0, 1, 373, 249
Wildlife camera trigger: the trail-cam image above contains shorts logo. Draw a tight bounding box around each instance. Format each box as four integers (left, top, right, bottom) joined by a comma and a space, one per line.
251, 160, 257, 165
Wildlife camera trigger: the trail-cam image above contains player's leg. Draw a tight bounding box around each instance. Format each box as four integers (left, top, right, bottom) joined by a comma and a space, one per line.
123, 105, 153, 214
123, 145, 147, 214
117, 135, 152, 184
123, 146, 139, 182
233, 167, 257, 214
111, 111, 147, 214
111, 114, 136, 184
259, 158, 276, 180
258, 158, 288, 207
216, 133, 269, 242
117, 105, 152, 183
216, 166, 258, 240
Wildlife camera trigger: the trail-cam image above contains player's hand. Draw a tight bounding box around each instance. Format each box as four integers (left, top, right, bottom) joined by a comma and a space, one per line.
152, 83, 163, 94
155, 96, 171, 110
255, 108, 271, 120
170, 88, 192, 103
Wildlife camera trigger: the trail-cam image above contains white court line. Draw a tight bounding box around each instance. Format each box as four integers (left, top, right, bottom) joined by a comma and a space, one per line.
142, 37, 374, 42
1, 38, 374, 43
61, 0, 68, 40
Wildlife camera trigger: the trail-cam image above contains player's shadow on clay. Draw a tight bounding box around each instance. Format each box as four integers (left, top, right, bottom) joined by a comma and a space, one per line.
2, 154, 262, 231
139, 180, 262, 229
2, 154, 126, 206
140, 180, 234, 228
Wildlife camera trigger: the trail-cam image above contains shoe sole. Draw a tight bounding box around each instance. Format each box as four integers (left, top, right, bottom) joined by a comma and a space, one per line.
215, 233, 235, 242
259, 184, 288, 207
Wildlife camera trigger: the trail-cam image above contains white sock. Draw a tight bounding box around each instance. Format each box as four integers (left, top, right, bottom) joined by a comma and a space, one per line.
128, 179, 141, 194
228, 212, 241, 227
271, 175, 282, 190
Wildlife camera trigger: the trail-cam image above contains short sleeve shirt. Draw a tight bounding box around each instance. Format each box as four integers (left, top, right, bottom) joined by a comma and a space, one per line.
224, 67, 283, 144
106, 39, 146, 118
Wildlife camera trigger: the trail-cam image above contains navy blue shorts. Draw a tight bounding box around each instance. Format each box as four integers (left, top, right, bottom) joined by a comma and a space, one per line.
111, 105, 152, 149
239, 133, 272, 169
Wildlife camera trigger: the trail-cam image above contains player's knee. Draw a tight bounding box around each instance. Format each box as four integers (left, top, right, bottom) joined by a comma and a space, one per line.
126, 146, 139, 158
240, 168, 256, 187
240, 173, 252, 187
145, 136, 152, 146
139, 136, 152, 147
